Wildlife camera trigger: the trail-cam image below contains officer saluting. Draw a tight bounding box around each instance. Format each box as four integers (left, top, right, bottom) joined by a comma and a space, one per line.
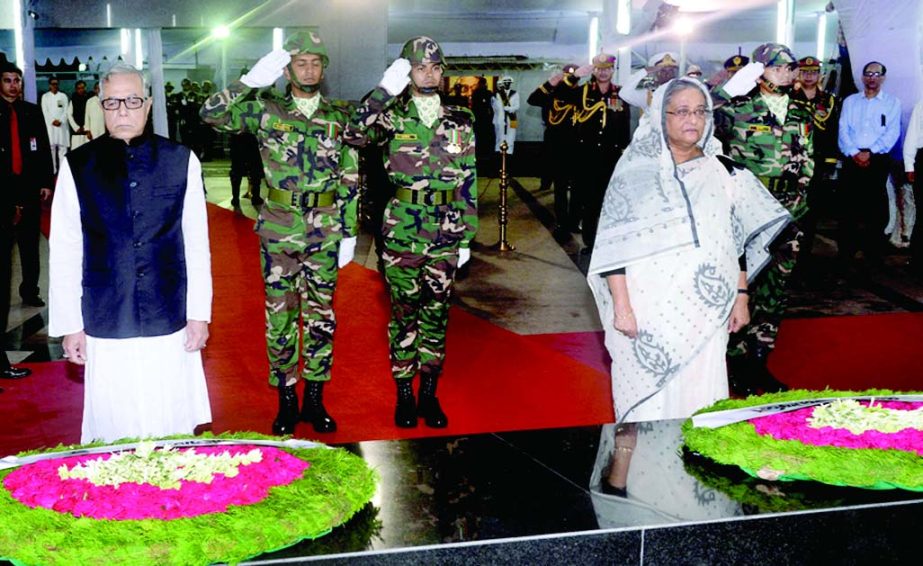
345, 36, 477, 429
712, 43, 813, 395
201, 31, 359, 436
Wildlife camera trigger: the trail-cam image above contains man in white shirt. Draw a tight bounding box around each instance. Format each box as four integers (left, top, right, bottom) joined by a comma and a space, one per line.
49, 63, 212, 443
837, 61, 902, 265
40, 77, 68, 173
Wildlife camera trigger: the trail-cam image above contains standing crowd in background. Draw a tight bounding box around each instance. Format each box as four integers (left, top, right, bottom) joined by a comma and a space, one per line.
1, 28, 922, 446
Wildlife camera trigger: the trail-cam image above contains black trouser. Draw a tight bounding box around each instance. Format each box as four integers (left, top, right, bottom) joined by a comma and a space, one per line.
13, 202, 40, 300
549, 134, 577, 230
910, 149, 923, 266
0, 218, 14, 369
798, 159, 837, 264
838, 154, 891, 260
578, 147, 620, 249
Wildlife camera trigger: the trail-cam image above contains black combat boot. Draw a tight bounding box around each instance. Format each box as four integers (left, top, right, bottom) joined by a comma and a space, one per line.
395, 379, 418, 428
750, 344, 789, 393
271, 383, 299, 435
229, 174, 242, 209
727, 354, 757, 398
417, 370, 447, 428
300, 381, 337, 433
249, 176, 264, 206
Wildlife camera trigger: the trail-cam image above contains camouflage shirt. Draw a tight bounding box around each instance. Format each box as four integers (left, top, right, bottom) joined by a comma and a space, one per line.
200, 80, 360, 237
713, 83, 814, 218
344, 87, 478, 248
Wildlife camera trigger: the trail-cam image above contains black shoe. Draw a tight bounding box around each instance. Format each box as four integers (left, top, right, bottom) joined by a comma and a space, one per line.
417, 371, 448, 428
271, 384, 299, 435
600, 481, 627, 497
252, 196, 264, 207
727, 355, 757, 397
300, 381, 337, 433
750, 346, 789, 393
417, 396, 448, 428
21, 296, 45, 307
395, 380, 418, 428
0, 367, 31, 379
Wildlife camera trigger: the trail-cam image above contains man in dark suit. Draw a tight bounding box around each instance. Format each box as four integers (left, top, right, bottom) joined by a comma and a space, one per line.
0, 61, 53, 380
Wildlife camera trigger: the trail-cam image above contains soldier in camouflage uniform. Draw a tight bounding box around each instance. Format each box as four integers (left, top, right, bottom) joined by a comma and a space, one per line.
712, 43, 813, 394
791, 56, 840, 272
345, 36, 477, 429
201, 31, 359, 435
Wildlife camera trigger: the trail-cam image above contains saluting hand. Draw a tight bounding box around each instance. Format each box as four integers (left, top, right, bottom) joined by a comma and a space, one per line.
241, 49, 291, 89
380, 58, 412, 96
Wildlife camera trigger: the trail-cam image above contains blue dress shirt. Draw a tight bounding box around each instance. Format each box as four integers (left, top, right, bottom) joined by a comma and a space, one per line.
838, 89, 901, 157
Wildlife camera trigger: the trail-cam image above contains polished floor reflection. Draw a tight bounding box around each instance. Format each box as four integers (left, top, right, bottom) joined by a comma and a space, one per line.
247, 420, 923, 562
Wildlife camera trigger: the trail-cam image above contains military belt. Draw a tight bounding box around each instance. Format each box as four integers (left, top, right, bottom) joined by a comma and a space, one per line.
756, 176, 794, 192
267, 187, 335, 208
394, 187, 454, 206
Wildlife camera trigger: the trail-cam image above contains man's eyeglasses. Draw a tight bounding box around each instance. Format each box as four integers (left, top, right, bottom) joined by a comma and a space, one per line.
101, 96, 146, 111
863, 71, 884, 78
665, 108, 708, 119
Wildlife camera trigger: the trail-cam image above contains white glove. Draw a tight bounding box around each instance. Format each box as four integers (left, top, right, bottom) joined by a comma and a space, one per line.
574, 64, 594, 78
722, 62, 765, 98
241, 49, 291, 88
458, 247, 471, 268
379, 58, 412, 96
338, 237, 357, 268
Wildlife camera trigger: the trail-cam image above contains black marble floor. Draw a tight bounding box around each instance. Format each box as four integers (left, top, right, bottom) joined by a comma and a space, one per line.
245, 421, 923, 564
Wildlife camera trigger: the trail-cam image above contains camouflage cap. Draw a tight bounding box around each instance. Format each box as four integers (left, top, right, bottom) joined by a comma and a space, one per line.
724, 55, 749, 71
752, 43, 796, 68
400, 36, 445, 65
284, 31, 329, 67
592, 53, 616, 68
798, 56, 821, 70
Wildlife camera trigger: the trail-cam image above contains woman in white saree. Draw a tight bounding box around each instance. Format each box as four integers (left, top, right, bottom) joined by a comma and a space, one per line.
588, 78, 791, 425
590, 78, 790, 496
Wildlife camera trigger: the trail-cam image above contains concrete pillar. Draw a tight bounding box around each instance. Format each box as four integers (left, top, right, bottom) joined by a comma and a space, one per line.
146, 28, 168, 137
20, 4, 37, 103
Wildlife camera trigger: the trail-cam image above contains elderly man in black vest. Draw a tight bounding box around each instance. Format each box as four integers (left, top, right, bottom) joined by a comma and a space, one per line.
0, 61, 53, 381
49, 63, 213, 443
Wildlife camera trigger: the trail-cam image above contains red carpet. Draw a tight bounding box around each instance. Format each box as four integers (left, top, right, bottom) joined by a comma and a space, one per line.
1, 205, 613, 456
3, 204, 921, 456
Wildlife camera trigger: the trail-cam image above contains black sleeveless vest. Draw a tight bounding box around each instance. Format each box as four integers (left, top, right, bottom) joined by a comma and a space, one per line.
66, 134, 190, 338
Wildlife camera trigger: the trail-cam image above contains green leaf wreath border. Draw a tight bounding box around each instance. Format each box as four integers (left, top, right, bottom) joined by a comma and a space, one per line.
0, 432, 377, 565
681, 389, 923, 491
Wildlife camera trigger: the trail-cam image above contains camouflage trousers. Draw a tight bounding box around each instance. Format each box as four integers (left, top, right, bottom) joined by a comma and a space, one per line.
260, 236, 339, 386
382, 238, 459, 380
728, 222, 803, 357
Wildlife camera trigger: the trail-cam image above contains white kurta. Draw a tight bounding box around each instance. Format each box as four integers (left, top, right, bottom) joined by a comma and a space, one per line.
41, 91, 69, 147
49, 151, 213, 444
491, 90, 520, 153
84, 96, 106, 141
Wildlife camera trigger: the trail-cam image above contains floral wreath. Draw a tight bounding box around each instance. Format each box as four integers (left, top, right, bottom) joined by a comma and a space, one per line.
682, 389, 923, 491
0, 432, 377, 565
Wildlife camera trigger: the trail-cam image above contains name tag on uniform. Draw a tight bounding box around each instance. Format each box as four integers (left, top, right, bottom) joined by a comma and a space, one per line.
30, 137, 37, 151
394, 133, 418, 141
747, 124, 772, 133
273, 122, 295, 133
